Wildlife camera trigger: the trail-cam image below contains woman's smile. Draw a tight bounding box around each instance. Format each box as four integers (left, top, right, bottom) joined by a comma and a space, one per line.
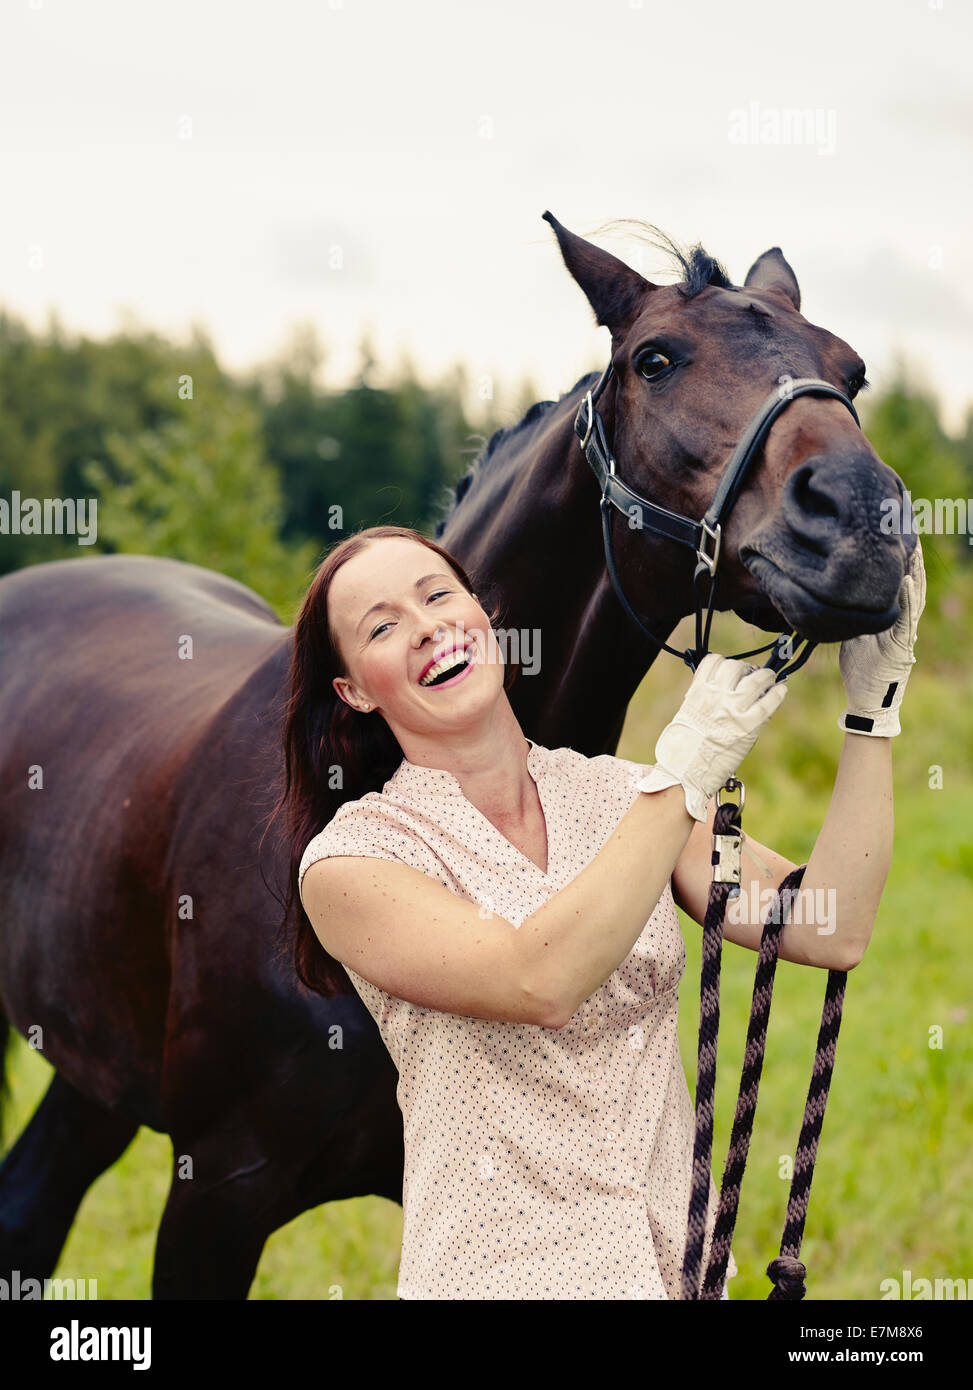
417, 638, 478, 691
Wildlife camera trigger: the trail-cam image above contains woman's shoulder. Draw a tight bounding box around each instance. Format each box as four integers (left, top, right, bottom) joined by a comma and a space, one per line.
541, 741, 651, 793
298, 778, 453, 899
298, 788, 419, 891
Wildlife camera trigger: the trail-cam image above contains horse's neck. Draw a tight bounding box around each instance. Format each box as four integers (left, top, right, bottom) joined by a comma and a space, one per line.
444, 396, 679, 757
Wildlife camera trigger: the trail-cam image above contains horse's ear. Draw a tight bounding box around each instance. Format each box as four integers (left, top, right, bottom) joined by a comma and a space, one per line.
542, 211, 653, 333
743, 247, 801, 311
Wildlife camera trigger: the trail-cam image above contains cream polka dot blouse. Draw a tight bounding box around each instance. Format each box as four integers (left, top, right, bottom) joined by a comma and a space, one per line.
298, 737, 737, 1300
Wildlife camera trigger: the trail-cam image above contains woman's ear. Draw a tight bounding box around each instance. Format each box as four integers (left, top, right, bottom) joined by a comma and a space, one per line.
333, 675, 371, 712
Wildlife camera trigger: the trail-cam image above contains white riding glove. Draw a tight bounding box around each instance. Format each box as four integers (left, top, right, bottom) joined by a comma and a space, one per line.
633, 653, 789, 821
837, 540, 926, 738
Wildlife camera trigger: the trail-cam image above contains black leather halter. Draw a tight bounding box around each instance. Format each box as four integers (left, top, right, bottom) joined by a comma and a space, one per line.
575, 364, 861, 680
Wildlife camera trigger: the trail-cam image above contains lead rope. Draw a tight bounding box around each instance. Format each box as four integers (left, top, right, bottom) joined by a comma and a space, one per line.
680, 786, 848, 1301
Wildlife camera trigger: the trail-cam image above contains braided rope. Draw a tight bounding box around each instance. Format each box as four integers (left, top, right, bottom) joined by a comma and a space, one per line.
699, 864, 806, 1298
681, 817, 849, 1301
681, 798, 739, 1300
766, 965, 847, 1300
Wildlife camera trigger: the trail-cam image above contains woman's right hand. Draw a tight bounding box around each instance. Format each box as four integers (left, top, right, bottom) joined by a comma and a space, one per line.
633, 653, 788, 821
837, 539, 925, 737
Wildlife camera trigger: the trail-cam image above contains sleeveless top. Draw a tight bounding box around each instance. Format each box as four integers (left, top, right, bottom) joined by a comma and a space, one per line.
298, 738, 737, 1300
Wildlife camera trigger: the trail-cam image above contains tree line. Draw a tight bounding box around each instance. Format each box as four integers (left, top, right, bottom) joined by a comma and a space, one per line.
1, 309, 969, 633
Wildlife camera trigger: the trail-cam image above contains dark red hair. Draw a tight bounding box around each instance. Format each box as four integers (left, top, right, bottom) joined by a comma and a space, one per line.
263, 525, 517, 998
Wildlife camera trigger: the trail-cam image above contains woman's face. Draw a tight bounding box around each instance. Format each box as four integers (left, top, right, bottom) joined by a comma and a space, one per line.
327, 538, 506, 742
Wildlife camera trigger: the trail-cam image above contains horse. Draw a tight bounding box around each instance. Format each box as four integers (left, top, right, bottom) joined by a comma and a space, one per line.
0, 213, 913, 1297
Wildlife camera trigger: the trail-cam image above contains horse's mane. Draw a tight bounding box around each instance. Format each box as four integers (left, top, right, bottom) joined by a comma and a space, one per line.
590, 218, 733, 301
433, 222, 731, 540
432, 372, 597, 539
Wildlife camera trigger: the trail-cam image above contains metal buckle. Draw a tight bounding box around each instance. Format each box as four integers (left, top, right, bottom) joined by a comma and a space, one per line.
715, 776, 745, 890
717, 776, 745, 813
696, 519, 722, 576
713, 830, 743, 886
579, 391, 595, 450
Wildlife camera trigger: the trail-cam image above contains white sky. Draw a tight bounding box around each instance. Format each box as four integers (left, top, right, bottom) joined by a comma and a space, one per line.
2, 0, 971, 430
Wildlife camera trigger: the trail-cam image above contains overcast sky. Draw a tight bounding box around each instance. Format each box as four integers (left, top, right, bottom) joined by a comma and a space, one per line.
2, 0, 971, 430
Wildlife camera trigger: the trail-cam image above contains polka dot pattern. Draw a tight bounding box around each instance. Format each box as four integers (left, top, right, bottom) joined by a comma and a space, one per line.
299, 738, 737, 1300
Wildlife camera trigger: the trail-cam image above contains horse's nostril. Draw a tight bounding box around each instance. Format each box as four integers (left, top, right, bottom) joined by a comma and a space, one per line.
788, 463, 840, 521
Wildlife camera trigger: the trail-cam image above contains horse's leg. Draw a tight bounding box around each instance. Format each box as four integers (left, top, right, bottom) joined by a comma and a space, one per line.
152, 1146, 280, 1300
153, 1081, 405, 1299
0, 1070, 139, 1283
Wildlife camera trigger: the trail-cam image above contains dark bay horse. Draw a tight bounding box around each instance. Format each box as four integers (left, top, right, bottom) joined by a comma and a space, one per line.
0, 214, 912, 1297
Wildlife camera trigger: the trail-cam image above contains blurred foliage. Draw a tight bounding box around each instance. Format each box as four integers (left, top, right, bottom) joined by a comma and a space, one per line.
0, 312, 509, 620
81, 391, 320, 622
857, 370, 973, 654
247, 327, 481, 562
0, 311, 229, 573
1, 309, 970, 646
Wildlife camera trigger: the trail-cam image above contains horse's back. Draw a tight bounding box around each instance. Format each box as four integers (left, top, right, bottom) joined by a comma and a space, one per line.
0, 555, 291, 1117
0, 552, 286, 746
0, 551, 282, 645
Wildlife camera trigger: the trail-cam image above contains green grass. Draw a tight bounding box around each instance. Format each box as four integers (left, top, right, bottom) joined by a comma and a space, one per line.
3, 610, 971, 1300
0, 1042, 404, 1300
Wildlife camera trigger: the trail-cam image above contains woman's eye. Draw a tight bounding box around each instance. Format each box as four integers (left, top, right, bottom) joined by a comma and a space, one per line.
636, 351, 672, 381
368, 590, 451, 640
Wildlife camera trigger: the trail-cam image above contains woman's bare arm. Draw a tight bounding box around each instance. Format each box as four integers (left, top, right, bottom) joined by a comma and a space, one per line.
301, 783, 694, 1028
671, 732, 893, 971
514, 784, 694, 1023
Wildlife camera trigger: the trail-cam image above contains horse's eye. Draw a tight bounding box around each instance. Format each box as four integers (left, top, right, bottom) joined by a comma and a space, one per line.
848, 370, 868, 399
636, 351, 672, 381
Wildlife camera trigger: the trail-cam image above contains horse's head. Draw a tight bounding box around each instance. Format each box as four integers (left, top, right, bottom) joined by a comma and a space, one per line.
544, 212, 915, 643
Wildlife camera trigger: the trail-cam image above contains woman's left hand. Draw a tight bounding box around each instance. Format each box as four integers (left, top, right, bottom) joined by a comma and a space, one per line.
837, 539, 927, 737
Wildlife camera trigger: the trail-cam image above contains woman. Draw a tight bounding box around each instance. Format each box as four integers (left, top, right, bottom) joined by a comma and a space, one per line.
277, 523, 924, 1301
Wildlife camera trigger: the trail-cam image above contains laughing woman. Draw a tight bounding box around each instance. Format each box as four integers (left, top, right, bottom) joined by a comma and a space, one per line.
276, 523, 924, 1301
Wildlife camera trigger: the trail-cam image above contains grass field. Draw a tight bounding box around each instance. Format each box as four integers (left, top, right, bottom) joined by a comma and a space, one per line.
3, 606, 971, 1301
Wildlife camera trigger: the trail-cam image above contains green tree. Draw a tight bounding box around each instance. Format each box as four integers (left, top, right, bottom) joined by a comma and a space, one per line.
81, 390, 319, 623
859, 369, 971, 626
0, 311, 233, 575
252, 350, 479, 545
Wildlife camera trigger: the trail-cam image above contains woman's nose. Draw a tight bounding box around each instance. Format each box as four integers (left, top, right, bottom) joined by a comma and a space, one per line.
412, 619, 450, 649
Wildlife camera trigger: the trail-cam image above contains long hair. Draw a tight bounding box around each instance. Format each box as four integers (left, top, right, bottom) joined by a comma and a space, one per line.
263, 524, 518, 998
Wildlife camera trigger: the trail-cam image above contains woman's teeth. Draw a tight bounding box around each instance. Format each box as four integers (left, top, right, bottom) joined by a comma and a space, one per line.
419, 647, 472, 687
